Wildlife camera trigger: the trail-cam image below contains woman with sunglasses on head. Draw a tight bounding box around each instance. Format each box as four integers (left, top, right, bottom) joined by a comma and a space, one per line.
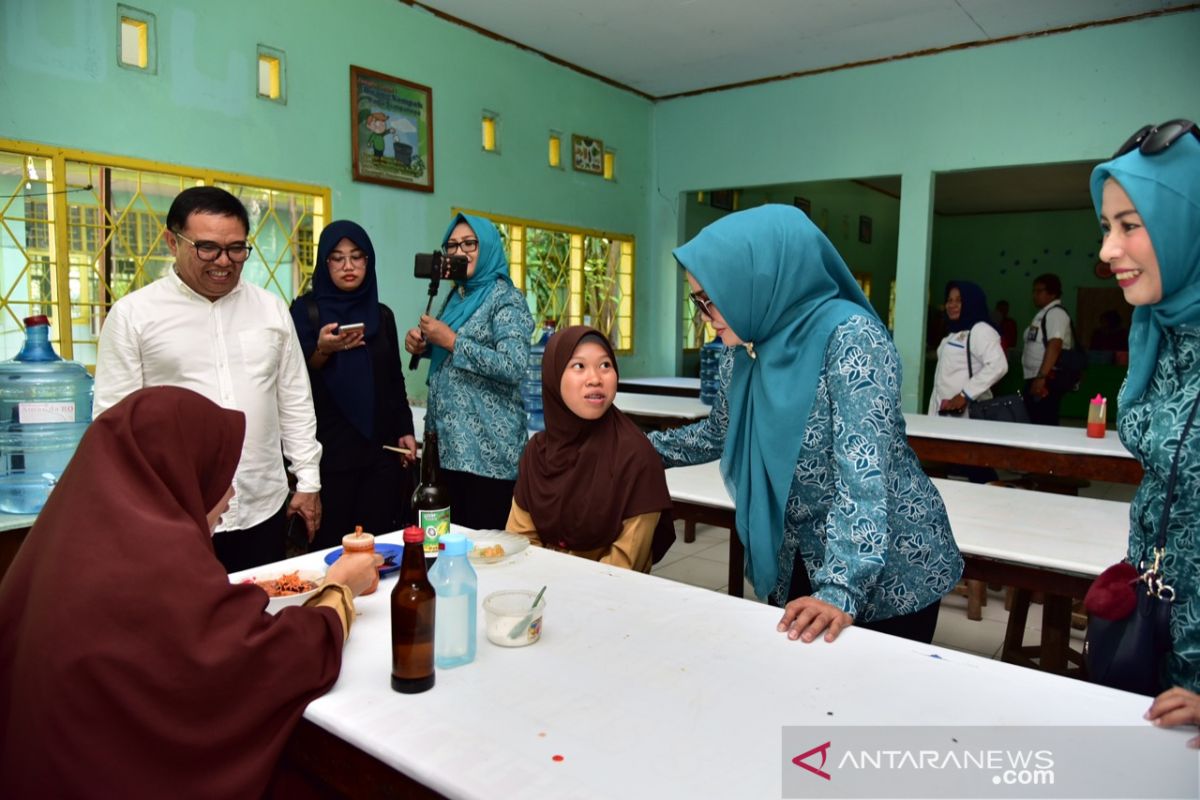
290, 221, 417, 551
1089, 120, 1200, 740
650, 205, 962, 645
405, 213, 534, 530
508, 326, 675, 571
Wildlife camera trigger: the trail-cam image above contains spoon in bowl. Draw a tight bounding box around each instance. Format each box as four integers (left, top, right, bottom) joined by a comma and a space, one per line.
507, 585, 547, 640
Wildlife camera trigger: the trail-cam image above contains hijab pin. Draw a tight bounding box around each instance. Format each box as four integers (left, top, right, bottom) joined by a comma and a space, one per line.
743, 342, 757, 359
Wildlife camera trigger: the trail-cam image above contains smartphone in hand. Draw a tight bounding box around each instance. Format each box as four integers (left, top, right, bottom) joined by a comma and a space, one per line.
338, 322, 365, 333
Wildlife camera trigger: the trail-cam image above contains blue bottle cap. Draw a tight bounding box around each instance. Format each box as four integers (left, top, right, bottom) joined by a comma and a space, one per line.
440, 532, 471, 556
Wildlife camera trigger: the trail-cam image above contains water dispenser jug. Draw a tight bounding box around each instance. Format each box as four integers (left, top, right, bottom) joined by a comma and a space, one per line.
0, 316, 94, 514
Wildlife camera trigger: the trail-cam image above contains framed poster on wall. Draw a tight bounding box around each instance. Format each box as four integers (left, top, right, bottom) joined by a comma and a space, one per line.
350, 65, 434, 192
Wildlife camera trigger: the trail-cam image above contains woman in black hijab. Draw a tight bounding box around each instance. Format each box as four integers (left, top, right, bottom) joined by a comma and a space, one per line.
290, 221, 416, 550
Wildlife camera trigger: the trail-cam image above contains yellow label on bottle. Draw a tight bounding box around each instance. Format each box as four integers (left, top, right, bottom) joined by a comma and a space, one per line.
418, 507, 450, 554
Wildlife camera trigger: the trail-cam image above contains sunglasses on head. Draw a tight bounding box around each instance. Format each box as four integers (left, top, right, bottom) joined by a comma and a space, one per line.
1113, 118, 1199, 158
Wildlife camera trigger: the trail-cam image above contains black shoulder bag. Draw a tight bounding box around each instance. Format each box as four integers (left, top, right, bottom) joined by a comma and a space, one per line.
1041, 307, 1087, 392
963, 328, 1031, 424
1083, 391, 1200, 695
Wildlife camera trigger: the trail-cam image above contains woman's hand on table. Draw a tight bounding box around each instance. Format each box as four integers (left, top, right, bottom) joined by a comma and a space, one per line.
326, 551, 384, 597
418, 314, 456, 351
1146, 687, 1200, 747
777, 596, 853, 643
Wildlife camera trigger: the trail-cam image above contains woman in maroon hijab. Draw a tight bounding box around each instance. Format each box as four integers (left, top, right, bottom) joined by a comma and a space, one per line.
509, 326, 674, 571
0, 386, 377, 798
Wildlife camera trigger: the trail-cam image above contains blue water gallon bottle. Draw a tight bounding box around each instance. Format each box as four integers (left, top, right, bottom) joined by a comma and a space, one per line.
0, 316, 94, 514
699, 336, 725, 406
523, 321, 554, 431
429, 532, 477, 669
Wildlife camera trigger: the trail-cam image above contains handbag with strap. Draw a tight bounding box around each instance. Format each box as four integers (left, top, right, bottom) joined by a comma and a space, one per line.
1083, 391, 1200, 695
1040, 307, 1087, 392
963, 329, 1031, 424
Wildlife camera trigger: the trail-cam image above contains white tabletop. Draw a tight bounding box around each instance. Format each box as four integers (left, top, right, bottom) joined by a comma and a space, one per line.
235, 533, 1185, 799
665, 462, 1128, 578
903, 412, 1135, 460
613, 392, 711, 420
619, 376, 701, 390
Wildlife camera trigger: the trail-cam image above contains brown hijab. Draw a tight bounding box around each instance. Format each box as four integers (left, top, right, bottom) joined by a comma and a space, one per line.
514, 326, 674, 556
0, 387, 344, 799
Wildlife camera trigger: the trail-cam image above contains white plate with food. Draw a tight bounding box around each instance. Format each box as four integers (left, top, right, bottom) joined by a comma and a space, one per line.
236, 568, 324, 613
467, 531, 530, 565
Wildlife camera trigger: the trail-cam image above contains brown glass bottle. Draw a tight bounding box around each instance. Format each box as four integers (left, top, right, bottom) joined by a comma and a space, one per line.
391, 526, 435, 693
411, 429, 452, 557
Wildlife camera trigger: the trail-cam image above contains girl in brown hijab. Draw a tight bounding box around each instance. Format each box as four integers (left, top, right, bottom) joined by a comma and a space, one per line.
509, 326, 674, 571
0, 386, 377, 799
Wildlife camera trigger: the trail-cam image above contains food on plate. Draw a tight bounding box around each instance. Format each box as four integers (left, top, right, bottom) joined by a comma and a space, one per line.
254, 571, 318, 597
474, 543, 505, 560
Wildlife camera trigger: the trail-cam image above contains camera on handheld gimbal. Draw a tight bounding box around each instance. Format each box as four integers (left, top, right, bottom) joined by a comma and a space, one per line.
413, 251, 468, 282
409, 252, 470, 370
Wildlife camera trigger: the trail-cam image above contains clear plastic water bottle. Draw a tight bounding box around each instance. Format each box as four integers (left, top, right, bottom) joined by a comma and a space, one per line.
523, 321, 555, 431
699, 336, 725, 406
0, 316, 93, 514
429, 532, 477, 669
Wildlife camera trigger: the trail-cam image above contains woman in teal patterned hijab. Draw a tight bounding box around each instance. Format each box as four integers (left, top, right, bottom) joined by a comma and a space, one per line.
653, 204, 961, 646
404, 212, 533, 530
1090, 122, 1200, 726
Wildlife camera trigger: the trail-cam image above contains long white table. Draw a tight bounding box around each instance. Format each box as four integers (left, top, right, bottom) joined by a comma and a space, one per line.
665, 460, 1130, 673
613, 391, 710, 429
617, 376, 701, 397
233, 533, 1190, 799
904, 412, 1142, 485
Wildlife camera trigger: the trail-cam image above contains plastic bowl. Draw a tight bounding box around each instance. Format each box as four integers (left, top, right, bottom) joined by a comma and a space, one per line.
238, 569, 324, 613
483, 589, 546, 647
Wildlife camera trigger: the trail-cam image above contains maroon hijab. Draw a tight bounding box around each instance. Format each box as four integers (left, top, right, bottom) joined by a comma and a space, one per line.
514, 326, 674, 556
0, 387, 344, 798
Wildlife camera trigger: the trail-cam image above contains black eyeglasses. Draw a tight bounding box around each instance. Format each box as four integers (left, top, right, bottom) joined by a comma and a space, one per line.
443, 238, 479, 255
173, 230, 253, 263
1113, 118, 1199, 158
689, 291, 715, 319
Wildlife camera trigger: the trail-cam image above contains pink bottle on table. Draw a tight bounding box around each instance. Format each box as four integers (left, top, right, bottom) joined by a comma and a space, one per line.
1087, 394, 1107, 439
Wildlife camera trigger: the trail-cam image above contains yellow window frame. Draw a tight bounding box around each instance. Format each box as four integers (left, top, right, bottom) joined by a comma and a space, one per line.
0, 138, 330, 362
453, 207, 636, 353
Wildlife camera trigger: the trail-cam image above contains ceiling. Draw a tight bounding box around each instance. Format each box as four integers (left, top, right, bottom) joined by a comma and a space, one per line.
409, 0, 1192, 99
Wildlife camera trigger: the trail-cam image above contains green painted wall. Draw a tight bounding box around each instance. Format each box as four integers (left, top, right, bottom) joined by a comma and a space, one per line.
649, 11, 1200, 409
0, 0, 654, 399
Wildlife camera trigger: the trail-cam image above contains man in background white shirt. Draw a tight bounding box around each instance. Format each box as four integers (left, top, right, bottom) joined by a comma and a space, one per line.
1021, 273, 1074, 426
94, 187, 322, 571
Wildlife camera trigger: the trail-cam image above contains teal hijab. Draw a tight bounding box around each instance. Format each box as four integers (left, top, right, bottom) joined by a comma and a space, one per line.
428, 212, 513, 376
1090, 134, 1200, 406
674, 204, 877, 598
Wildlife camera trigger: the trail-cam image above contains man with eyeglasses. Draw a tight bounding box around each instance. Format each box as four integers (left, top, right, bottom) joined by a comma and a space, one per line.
94, 186, 323, 572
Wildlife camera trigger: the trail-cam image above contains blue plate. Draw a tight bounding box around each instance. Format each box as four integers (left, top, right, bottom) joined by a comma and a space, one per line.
324, 542, 404, 576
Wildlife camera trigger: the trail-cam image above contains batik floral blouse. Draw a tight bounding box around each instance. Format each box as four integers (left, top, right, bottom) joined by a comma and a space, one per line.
1118, 325, 1200, 692
651, 315, 963, 620
426, 279, 533, 480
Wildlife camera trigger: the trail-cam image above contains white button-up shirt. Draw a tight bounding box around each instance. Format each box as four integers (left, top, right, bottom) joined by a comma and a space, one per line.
94, 269, 321, 531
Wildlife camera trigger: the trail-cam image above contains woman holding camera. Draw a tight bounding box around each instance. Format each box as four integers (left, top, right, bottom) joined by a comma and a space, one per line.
290, 220, 416, 550
405, 213, 533, 530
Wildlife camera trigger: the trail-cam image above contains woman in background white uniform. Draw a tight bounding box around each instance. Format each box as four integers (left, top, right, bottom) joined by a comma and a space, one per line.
928, 280, 1008, 417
